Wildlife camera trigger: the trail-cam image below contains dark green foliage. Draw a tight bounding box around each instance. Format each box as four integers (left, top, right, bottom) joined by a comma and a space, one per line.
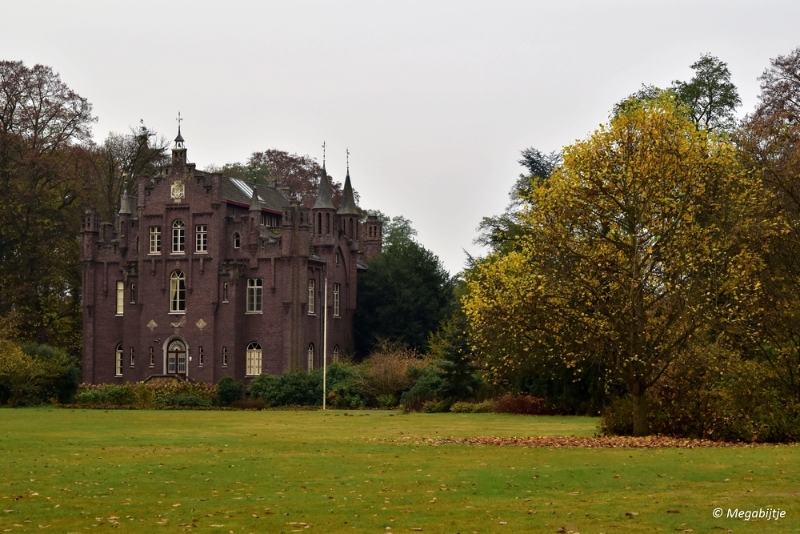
355, 230, 454, 355
492, 394, 560, 415
154, 394, 211, 407
216, 376, 244, 406
672, 53, 741, 131
74, 385, 136, 406
399, 367, 445, 412
20, 343, 80, 404
249, 364, 371, 408
229, 399, 266, 410
427, 311, 485, 402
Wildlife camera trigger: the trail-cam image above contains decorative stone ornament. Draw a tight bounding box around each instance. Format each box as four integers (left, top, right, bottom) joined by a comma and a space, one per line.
171, 180, 185, 201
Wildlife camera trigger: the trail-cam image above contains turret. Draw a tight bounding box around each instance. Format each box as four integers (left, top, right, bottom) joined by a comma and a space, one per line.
81, 208, 100, 262
118, 192, 132, 253
312, 159, 336, 247
362, 215, 383, 260
337, 156, 359, 244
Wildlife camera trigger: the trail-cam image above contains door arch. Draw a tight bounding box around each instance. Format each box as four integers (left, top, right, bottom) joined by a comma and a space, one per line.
164, 338, 188, 378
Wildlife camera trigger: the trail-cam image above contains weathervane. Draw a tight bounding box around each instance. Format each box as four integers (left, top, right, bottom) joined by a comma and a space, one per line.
177, 111, 183, 127
322, 140, 327, 166
346, 148, 350, 174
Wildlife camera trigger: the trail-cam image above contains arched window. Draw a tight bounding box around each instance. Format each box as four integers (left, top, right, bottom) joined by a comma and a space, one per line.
317, 213, 322, 235
246, 342, 262, 376
325, 213, 330, 235
307, 343, 314, 371
172, 220, 185, 253
115, 344, 123, 377
233, 233, 241, 249
349, 218, 354, 237
167, 339, 186, 375
170, 270, 186, 313
333, 345, 340, 363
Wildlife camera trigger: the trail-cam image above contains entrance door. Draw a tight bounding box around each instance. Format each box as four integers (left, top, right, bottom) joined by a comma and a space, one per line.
167, 340, 187, 377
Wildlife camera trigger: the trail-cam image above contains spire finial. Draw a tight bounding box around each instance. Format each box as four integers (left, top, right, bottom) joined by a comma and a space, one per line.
322, 140, 327, 169
346, 148, 350, 175
174, 112, 185, 148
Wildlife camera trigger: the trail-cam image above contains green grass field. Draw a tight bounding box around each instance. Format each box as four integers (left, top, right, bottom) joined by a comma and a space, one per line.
0, 408, 797, 533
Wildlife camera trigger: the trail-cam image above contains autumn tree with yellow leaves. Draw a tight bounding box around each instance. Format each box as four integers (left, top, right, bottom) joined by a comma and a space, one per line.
465, 93, 770, 435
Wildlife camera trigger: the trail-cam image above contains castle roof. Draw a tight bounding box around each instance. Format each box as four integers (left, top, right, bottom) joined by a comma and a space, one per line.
337, 171, 359, 215
220, 176, 289, 212
312, 163, 335, 210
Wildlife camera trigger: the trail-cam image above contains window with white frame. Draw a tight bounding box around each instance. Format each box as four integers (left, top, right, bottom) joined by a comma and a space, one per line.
222, 282, 229, 302
198, 346, 204, 367
247, 279, 263, 313
333, 345, 340, 363
307, 279, 315, 314
130, 283, 136, 304
115, 344, 123, 377
222, 346, 228, 367
172, 220, 185, 253
170, 270, 186, 313
149, 226, 161, 253
246, 342, 262, 376
116, 281, 124, 315
149, 347, 154, 367
195, 224, 208, 252
233, 233, 241, 249
129, 346, 135, 367
307, 343, 314, 370
333, 283, 340, 317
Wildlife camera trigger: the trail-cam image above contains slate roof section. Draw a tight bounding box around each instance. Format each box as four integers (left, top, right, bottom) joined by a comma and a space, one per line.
219, 176, 290, 212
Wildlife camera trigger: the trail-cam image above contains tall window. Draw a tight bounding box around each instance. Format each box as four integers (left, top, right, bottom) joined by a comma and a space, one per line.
116, 281, 124, 315
149, 347, 154, 368
222, 346, 228, 367
149, 226, 161, 254
246, 342, 262, 376
222, 282, 229, 302
307, 279, 315, 315
115, 344, 123, 377
129, 346, 135, 367
170, 270, 186, 313
195, 224, 208, 252
247, 279, 263, 313
333, 345, 340, 363
233, 233, 241, 249
130, 283, 136, 304
172, 220, 185, 253
333, 283, 340, 317
307, 343, 314, 370
198, 346, 204, 367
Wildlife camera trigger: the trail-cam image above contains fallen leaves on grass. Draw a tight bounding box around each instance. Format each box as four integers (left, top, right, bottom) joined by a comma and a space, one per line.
413, 436, 766, 448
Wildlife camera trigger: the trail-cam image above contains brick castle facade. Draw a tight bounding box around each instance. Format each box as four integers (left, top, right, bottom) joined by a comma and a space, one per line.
80, 131, 382, 384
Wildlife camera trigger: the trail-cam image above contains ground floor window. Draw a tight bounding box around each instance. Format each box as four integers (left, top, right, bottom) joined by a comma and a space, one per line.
307, 343, 314, 370
246, 342, 262, 376
115, 344, 123, 376
333, 345, 340, 363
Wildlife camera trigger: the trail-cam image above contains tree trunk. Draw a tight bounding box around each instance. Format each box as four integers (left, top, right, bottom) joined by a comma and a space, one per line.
632, 384, 649, 436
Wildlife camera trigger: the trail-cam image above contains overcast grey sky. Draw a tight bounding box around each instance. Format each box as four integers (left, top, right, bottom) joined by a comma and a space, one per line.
2, 1, 799, 273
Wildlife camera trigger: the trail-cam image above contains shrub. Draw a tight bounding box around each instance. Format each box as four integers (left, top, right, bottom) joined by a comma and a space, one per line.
599, 396, 634, 436
450, 401, 476, 413
363, 342, 428, 401
154, 394, 211, 407
471, 400, 495, 413
492, 394, 559, 415
216, 376, 244, 406
400, 367, 444, 412
377, 394, 397, 408
230, 399, 266, 410
0, 340, 81, 406
422, 399, 451, 413
250, 370, 321, 406
74, 384, 136, 406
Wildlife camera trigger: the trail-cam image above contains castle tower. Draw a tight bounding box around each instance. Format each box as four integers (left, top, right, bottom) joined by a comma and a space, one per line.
311, 160, 336, 249
337, 156, 360, 243
362, 215, 383, 260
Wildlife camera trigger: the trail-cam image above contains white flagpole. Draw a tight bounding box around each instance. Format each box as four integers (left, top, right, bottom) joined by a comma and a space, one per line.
323, 270, 328, 410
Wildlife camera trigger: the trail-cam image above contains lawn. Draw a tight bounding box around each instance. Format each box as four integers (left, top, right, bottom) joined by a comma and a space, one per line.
0, 408, 797, 533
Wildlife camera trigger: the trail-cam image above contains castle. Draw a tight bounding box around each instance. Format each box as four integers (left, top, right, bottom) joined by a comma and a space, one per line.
80, 130, 382, 384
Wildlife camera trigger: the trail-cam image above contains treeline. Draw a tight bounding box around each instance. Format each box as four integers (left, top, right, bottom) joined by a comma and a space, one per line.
460, 49, 800, 441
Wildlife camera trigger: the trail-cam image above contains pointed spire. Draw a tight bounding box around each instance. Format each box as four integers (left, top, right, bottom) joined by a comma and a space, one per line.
313, 143, 334, 209
338, 149, 358, 215
174, 112, 185, 147
313, 163, 335, 210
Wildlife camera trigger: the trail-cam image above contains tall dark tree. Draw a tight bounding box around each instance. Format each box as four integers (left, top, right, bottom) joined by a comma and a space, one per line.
0, 61, 95, 353
475, 148, 560, 254
354, 217, 454, 356
672, 53, 741, 131
86, 122, 169, 222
